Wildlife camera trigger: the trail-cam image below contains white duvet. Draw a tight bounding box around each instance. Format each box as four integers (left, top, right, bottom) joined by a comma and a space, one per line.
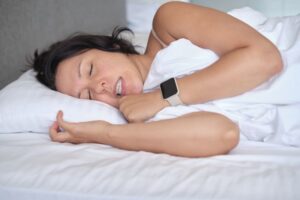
0, 133, 300, 200
145, 7, 300, 147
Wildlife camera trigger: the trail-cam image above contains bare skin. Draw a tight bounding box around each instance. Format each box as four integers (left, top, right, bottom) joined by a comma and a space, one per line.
51, 2, 283, 157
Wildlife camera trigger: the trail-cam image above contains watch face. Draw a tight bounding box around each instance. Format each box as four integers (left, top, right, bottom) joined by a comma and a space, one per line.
160, 78, 178, 99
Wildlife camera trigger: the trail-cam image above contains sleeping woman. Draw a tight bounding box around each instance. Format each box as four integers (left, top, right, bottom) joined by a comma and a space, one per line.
30, 2, 300, 157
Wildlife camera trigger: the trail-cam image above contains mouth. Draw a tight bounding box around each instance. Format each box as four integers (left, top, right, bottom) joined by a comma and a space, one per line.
115, 77, 125, 97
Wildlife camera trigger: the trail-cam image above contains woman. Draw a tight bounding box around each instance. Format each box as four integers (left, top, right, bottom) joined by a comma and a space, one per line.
31, 2, 284, 157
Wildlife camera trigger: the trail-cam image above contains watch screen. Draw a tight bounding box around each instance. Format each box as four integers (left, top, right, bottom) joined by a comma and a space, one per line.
160, 78, 178, 99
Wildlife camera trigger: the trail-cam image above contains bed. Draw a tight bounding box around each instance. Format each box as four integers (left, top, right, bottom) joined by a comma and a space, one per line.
1, 62, 300, 200
1, 133, 300, 200
1, 5, 300, 200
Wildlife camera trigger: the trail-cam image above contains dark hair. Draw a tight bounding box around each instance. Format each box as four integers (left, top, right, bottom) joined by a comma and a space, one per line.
29, 27, 139, 90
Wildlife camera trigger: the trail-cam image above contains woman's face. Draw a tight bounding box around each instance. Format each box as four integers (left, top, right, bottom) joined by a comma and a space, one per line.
55, 49, 144, 108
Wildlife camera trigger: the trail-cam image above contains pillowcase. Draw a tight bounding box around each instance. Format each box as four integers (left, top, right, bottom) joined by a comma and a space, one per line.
0, 70, 126, 133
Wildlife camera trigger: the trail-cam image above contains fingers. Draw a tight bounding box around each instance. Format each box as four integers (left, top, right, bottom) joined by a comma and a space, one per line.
119, 95, 156, 122
56, 111, 75, 133
119, 99, 135, 122
49, 111, 74, 143
119, 96, 139, 116
119, 95, 140, 110
118, 96, 130, 112
49, 121, 71, 142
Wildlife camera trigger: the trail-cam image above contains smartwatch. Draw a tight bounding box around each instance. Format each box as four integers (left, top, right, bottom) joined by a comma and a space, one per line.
160, 78, 183, 106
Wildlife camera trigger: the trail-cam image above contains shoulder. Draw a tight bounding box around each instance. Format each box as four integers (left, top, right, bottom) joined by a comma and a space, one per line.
144, 2, 198, 57
152, 2, 208, 31
151, 2, 220, 49
154, 1, 198, 20
152, 2, 198, 43
152, 2, 279, 57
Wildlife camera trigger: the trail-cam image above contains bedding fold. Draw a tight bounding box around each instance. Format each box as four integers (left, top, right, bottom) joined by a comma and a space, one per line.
144, 7, 300, 147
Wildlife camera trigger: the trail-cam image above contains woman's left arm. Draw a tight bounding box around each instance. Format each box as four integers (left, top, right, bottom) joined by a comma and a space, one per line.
150, 2, 283, 104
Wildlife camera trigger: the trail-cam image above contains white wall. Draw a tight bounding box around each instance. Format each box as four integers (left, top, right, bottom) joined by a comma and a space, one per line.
191, 0, 300, 17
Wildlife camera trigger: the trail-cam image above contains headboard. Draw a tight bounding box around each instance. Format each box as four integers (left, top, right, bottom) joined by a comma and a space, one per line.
0, 0, 127, 89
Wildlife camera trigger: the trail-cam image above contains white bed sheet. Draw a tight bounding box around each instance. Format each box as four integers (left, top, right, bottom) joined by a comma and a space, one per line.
0, 132, 299, 200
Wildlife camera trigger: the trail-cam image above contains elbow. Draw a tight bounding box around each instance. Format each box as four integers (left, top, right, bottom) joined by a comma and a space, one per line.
222, 123, 240, 154
185, 122, 240, 158
257, 43, 284, 77
267, 48, 283, 76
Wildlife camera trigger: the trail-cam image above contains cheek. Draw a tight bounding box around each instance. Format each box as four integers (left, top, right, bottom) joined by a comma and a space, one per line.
126, 72, 144, 94
131, 82, 143, 94
131, 78, 144, 94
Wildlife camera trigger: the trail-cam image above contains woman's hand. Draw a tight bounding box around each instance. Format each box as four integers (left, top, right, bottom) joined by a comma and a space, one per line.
49, 111, 111, 144
119, 90, 169, 123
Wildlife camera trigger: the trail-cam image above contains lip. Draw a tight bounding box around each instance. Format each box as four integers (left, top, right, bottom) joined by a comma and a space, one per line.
121, 77, 126, 96
114, 76, 126, 97
114, 77, 120, 97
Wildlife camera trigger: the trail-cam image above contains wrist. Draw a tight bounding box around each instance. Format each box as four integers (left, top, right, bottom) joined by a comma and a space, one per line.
160, 78, 183, 106
93, 121, 113, 144
153, 89, 170, 109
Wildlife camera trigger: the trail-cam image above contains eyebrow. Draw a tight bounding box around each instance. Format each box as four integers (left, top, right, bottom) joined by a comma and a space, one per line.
77, 60, 82, 98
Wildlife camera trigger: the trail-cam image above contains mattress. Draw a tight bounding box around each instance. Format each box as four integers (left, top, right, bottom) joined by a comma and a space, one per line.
0, 132, 299, 200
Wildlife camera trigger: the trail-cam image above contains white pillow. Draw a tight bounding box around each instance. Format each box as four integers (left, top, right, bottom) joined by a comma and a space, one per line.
0, 70, 126, 133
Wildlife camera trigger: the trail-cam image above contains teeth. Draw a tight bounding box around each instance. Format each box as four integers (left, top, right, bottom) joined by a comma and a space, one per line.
116, 78, 122, 96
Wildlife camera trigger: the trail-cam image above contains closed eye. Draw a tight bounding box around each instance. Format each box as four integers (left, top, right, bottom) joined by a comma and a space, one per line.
88, 90, 91, 100
88, 64, 93, 100
90, 64, 93, 76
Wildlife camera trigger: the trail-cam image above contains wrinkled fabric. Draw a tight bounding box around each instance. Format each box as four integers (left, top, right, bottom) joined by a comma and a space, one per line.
145, 7, 300, 146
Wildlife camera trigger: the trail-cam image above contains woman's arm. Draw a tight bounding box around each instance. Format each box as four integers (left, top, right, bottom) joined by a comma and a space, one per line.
119, 2, 284, 122
146, 2, 283, 104
50, 111, 239, 158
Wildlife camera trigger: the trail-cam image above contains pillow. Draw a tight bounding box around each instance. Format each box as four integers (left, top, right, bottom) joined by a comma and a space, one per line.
0, 70, 126, 133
